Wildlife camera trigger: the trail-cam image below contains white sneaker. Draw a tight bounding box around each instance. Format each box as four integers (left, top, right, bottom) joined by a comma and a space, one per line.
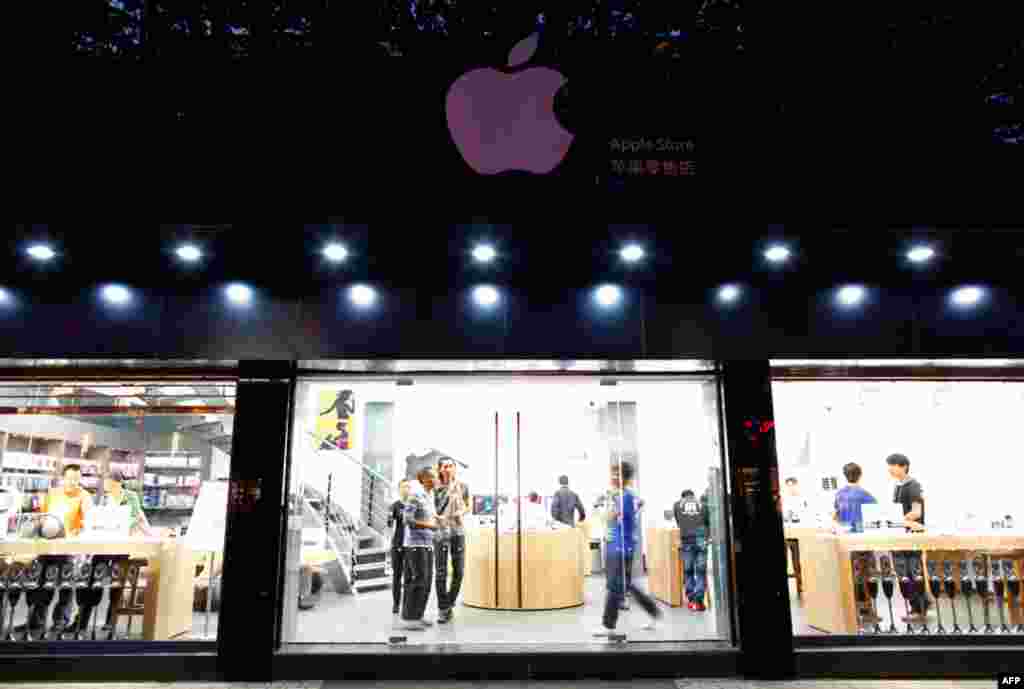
399, 620, 427, 631
641, 616, 661, 631
592, 626, 614, 638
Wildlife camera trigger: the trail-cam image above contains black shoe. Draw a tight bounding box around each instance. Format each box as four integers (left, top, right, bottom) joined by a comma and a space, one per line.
438, 609, 451, 624
392, 606, 400, 615
11, 624, 37, 642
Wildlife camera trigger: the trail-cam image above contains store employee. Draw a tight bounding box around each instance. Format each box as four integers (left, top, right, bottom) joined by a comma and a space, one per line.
886, 452, 929, 623
25, 464, 95, 638
104, 469, 150, 536
886, 453, 925, 531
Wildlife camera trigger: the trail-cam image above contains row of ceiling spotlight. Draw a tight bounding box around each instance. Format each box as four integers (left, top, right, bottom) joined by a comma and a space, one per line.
0, 282, 987, 310
20, 240, 631, 265
21, 240, 941, 268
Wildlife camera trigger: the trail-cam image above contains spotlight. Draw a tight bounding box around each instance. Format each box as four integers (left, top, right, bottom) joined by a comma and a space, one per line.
595, 285, 622, 307
0, 288, 9, 305
764, 245, 790, 263
620, 244, 645, 263
907, 246, 935, 263
225, 284, 253, 305
323, 243, 348, 262
176, 244, 202, 262
718, 285, 741, 303
27, 244, 55, 261
837, 285, 865, 307
473, 244, 497, 263
473, 285, 500, 307
350, 284, 376, 307
102, 285, 132, 305
951, 286, 984, 307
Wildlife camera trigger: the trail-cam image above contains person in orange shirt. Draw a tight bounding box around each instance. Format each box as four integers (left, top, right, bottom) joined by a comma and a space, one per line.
24, 464, 95, 638
43, 463, 94, 537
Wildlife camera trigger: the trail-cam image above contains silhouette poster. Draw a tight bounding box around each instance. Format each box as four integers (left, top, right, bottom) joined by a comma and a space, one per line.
316, 389, 356, 451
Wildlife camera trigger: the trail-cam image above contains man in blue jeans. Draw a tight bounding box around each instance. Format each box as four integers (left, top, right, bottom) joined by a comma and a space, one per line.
594, 460, 662, 637
674, 489, 709, 610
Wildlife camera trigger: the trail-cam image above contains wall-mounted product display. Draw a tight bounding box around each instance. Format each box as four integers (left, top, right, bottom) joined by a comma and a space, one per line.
772, 372, 1024, 638
0, 381, 236, 644
282, 373, 732, 649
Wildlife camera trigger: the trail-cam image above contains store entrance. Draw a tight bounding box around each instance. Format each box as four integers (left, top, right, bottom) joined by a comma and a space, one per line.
283, 375, 732, 648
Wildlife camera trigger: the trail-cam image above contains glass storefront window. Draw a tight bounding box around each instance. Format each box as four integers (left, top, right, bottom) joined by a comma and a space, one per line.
282, 373, 733, 648
0, 381, 235, 642
772, 375, 1024, 638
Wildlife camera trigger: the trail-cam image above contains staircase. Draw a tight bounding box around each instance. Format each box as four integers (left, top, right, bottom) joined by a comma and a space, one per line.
352, 529, 391, 593
353, 474, 394, 593
308, 433, 397, 595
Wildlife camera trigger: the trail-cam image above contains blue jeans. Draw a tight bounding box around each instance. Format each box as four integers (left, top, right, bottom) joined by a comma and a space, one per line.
681, 542, 707, 604
603, 549, 658, 629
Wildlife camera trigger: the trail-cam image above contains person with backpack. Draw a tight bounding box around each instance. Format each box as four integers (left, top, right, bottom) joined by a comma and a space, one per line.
673, 489, 710, 610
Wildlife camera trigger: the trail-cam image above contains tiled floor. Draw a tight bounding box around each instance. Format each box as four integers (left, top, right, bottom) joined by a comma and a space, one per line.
290, 574, 721, 644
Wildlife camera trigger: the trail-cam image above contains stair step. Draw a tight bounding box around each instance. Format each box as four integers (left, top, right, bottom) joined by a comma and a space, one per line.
358, 546, 388, 555
354, 567, 388, 580
354, 561, 388, 572
354, 577, 391, 591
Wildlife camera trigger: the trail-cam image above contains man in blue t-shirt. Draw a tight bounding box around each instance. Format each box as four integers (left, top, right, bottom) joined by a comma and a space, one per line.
594, 460, 663, 637
832, 462, 877, 533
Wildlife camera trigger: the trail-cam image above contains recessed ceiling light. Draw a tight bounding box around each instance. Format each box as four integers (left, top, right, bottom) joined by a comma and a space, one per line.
27, 244, 55, 261
764, 245, 790, 263
350, 284, 376, 307
837, 285, 866, 306
225, 284, 253, 305
718, 285, 741, 303
595, 285, 622, 307
473, 285, 500, 307
176, 244, 202, 262
907, 246, 935, 263
102, 285, 132, 305
951, 286, 984, 307
473, 244, 497, 263
620, 244, 645, 262
323, 243, 348, 262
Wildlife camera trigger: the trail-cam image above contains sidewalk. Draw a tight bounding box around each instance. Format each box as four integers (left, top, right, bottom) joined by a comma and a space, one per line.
0, 680, 994, 689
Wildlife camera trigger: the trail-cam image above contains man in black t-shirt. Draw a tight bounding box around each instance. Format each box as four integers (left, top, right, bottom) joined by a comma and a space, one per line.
387, 479, 411, 615
886, 453, 928, 621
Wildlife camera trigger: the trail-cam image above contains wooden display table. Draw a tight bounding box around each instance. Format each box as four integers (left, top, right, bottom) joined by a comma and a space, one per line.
0, 537, 197, 640
646, 527, 714, 609
791, 529, 1024, 634
462, 526, 584, 610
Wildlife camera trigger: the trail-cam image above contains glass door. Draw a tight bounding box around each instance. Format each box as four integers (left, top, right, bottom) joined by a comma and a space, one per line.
281, 375, 732, 649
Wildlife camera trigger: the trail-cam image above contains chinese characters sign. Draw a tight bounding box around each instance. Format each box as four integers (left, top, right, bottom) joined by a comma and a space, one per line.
609, 137, 697, 179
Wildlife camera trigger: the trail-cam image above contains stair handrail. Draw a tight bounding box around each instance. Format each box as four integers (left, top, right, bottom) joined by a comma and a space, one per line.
307, 431, 397, 537
307, 431, 395, 495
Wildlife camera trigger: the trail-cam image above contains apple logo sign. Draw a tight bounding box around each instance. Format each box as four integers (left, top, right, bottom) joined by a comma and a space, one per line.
445, 32, 574, 175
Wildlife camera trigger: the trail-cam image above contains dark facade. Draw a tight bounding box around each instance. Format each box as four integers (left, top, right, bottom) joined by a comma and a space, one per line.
2, 227, 1023, 681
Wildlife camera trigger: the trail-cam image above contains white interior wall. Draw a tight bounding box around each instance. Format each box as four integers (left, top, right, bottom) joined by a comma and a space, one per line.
772, 380, 1024, 528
